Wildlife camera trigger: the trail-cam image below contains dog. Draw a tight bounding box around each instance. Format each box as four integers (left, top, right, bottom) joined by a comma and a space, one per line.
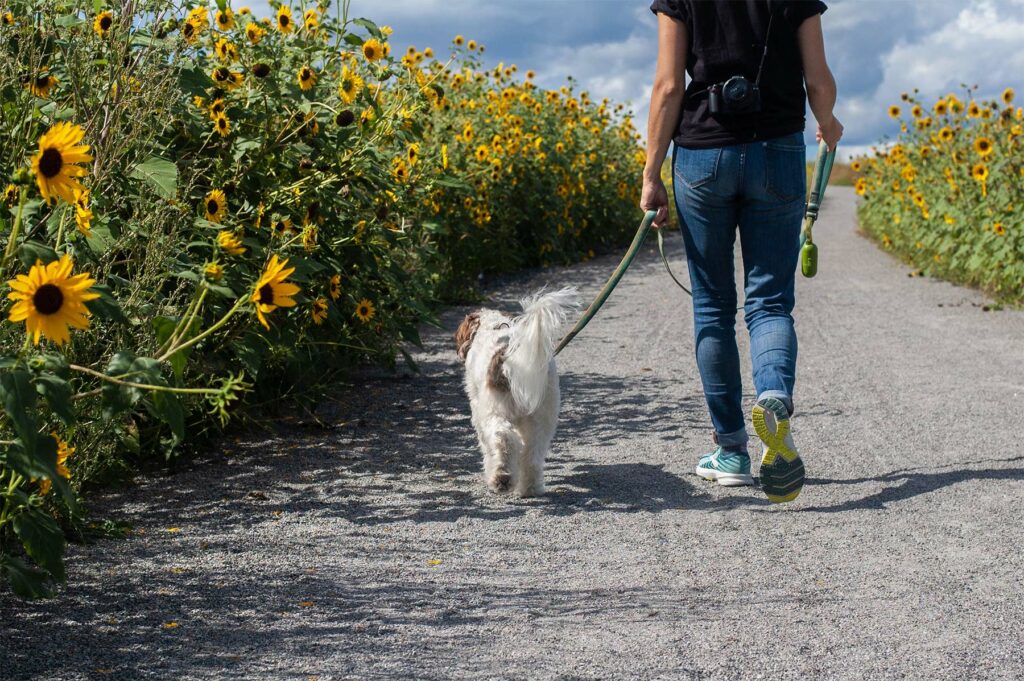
453, 287, 579, 497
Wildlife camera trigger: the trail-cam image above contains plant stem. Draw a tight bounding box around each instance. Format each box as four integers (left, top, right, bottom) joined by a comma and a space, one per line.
156, 295, 247, 363
68, 364, 221, 395
1, 191, 28, 272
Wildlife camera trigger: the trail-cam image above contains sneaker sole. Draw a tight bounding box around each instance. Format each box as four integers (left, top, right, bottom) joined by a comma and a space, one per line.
694, 466, 755, 487
752, 398, 805, 503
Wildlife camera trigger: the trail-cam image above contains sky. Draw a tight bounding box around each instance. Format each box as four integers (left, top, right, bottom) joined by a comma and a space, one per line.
252, 0, 1024, 160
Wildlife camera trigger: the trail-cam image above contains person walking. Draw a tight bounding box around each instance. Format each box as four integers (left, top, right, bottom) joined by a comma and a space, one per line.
641, 0, 842, 503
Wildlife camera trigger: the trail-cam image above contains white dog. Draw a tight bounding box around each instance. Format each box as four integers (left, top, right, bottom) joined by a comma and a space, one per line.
453, 287, 579, 497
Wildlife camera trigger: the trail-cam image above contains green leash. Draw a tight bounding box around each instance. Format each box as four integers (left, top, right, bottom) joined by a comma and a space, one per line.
554, 142, 837, 355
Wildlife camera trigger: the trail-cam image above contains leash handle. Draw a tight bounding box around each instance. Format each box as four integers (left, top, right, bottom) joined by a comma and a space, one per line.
554, 210, 656, 355
800, 141, 836, 278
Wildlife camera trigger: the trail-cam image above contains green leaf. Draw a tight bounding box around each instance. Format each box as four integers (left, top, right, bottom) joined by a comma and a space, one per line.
129, 156, 177, 199
399, 348, 420, 373
84, 284, 129, 324
0, 370, 38, 445
148, 391, 185, 448
13, 509, 66, 582
353, 17, 382, 38
0, 555, 53, 599
55, 14, 83, 27
16, 240, 58, 269
2, 436, 58, 485
343, 33, 364, 46
34, 374, 75, 426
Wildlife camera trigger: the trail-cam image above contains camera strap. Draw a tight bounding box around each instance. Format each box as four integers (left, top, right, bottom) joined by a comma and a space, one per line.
754, 9, 776, 87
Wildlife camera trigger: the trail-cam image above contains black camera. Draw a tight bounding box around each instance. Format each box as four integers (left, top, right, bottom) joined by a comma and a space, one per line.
708, 75, 762, 115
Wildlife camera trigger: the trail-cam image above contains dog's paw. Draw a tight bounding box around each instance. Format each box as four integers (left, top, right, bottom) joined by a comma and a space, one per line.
487, 472, 512, 494
515, 482, 545, 498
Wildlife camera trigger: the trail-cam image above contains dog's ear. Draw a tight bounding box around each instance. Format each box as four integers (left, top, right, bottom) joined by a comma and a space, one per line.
453, 312, 480, 361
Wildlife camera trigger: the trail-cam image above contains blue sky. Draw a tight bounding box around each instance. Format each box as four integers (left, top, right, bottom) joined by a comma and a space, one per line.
252, 0, 1024, 160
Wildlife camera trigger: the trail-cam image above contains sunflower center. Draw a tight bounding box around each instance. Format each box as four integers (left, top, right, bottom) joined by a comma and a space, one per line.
258, 283, 275, 305
207, 199, 219, 214
280, 15, 290, 26
214, 67, 229, 81
100, 15, 112, 30
39, 148, 64, 179
33, 283, 64, 315
35, 75, 51, 88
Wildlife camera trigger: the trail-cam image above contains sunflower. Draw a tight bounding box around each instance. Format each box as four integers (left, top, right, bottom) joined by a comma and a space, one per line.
215, 38, 239, 62
328, 274, 341, 300
1003, 88, 1015, 106
967, 101, 981, 118
360, 107, 375, 125
335, 109, 355, 127
271, 217, 294, 238
362, 38, 384, 62
276, 5, 293, 33
302, 225, 318, 251
7, 254, 100, 346
441, 143, 449, 170
475, 145, 489, 162
37, 433, 74, 495
252, 62, 271, 78
993, 222, 1006, 236
3, 184, 18, 207
297, 65, 317, 91
467, 39, 477, 51
73, 188, 92, 236
304, 8, 318, 31
251, 254, 300, 329
406, 142, 420, 165
392, 158, 410, 183
93, 10, 113, 37
933, 99, 948, 116
2, 12, 14, 25
215, 8, 234, 31
355, 298, 375, 323
854, 177, 867, 196
181, 17, 201, 43
311, 297, 328, 325
26, 72, 59, 99
204, 189, 227, 223
453, 34, 464, 46
187, 6, 209, 26
338, 65, 363, 103
32, 122, 92, 205
217, 230, 246, 256
212, 66, 243, 90
213, 113, 231, 136
974, 137, 994, 157
972, 162, 988, 182
462, 122, 474, 142
208, 98, 227, 119
204, 262, 224, 281
246, 22, 266, 44
939, 126, 954, 142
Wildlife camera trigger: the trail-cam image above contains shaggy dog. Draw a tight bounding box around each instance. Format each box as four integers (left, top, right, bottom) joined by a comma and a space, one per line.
453, 288, 579, 497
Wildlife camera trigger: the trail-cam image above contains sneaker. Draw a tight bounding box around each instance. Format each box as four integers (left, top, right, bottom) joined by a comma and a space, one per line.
695, 447, 754, 486
751, 396, 805, 503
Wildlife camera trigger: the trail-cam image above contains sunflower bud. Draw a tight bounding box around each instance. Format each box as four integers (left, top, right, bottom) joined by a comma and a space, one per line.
13, 167, 32, 186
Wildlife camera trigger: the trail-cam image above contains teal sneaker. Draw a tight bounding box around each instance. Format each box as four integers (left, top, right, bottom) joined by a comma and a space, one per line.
751, 396, 805, 503
694, 447, 754, 486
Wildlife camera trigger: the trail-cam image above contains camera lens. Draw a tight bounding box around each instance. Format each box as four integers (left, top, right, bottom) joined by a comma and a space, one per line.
723, 77, 752, 104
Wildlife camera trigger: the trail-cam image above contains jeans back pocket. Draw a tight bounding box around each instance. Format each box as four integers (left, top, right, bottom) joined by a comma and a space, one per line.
763, 138, 806, 202
675, 147, 722, 189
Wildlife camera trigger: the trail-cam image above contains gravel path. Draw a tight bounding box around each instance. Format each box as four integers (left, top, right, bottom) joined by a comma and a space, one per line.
4, 188, 1024, 680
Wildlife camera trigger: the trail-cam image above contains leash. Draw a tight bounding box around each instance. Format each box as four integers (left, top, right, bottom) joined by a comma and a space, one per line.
799, 140, 837, 277
554, 142, 837, 355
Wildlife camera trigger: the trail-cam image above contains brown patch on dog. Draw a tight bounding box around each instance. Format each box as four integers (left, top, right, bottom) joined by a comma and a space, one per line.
487, 347, 510, 392
453, 312, 480, 361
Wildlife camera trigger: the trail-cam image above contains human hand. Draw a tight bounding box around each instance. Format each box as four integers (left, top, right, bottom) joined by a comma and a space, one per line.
816, 115, 844, 152
640, 176, 670, 228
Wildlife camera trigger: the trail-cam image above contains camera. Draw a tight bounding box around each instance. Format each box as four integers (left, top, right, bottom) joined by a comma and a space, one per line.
708, 76, 762, 115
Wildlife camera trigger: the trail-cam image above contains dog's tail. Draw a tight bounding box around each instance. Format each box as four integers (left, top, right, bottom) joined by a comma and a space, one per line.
504, 286, 579, 414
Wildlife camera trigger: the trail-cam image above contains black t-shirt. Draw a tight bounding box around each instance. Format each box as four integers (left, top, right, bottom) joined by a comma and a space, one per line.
649, 0, 827, 148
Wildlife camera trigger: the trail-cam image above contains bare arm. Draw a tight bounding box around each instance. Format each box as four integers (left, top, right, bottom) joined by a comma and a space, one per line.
641, 13, 688, 227
796, 14, 843, 150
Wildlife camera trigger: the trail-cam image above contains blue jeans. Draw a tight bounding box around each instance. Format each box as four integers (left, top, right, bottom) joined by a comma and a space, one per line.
671, 131, 806, 452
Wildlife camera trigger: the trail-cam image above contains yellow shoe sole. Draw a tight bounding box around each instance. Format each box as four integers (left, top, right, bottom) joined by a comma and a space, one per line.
752, 399, 805, 504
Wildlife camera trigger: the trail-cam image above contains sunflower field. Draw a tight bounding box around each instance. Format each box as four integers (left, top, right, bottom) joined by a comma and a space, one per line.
0, 0, 643, 598
854, 87, 1024, 303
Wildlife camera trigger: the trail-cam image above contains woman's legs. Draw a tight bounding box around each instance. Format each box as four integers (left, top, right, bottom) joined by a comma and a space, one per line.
672, 144, 748, 452
737, 132, 806, 413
